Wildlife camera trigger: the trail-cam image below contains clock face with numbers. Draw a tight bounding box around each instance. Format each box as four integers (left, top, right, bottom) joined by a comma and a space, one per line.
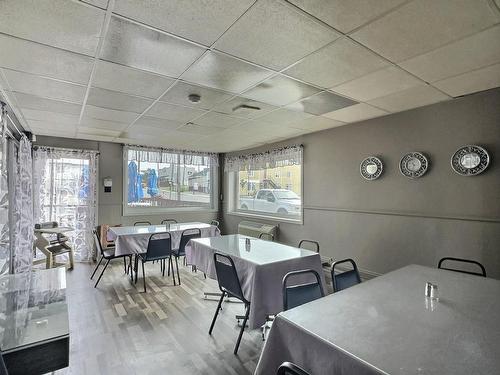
360, 157, 383, 180
400, 152, 429, 179
451, 145, 489, 176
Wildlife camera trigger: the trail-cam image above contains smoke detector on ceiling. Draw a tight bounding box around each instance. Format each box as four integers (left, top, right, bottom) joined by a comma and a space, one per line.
188, 94, 201, 103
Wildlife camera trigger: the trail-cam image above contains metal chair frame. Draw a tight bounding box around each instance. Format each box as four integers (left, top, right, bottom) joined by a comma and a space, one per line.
209, 253, 250, 355
172, 228, 201, 285
282, 269, 324, 311
90, 229, 131, 288
161, 219, 178, 225
438, 257, 486, 277
331, 258, 362, 293
134, 232, 175, 292
134, 221, 152, 226
277, 362, 311, 375
298, 239, 320, 253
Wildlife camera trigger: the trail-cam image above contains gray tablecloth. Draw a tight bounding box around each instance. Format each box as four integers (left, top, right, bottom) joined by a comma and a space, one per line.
255, 265, 500, 375
109, 224, 218, 256
187, 236, 325, 330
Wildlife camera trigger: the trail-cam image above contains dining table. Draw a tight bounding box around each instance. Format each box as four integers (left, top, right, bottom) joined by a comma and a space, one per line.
108, 222, 219, 256
187, 234, 326, 330
254, 264, 500, 375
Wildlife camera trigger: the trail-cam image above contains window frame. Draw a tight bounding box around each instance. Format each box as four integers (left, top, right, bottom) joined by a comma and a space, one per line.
122, 147, 219, 216
226, 164, 304, 225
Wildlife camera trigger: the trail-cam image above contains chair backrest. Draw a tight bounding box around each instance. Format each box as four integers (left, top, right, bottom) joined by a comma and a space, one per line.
161, 219, 178, 225
283, 269, 324, 311
0, 351, 9, 375
134, 221, 152, 226
298, 239, 320, 253
210, 220, 220, 228
331, 258, 361, 292
178, 228, 202, 254
213, 253, 248, 303
277, 362, 310, 375
92, 228, 105, 256
438, 257, 486, 277
145, 232, 172, 261
259, 232, 274, 241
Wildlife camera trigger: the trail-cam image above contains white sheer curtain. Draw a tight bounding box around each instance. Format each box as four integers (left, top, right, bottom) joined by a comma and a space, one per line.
126, 145, 219, 166
0, 118, 10, 274
224, 144, 303, 172
33, 147, 98, 262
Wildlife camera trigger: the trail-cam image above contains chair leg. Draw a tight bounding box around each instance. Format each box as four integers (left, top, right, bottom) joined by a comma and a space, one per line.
129, 256, 133, 281
162, 259, 166, 277
209, 291, 226, 335
170, 256, 176, 286
68, 248, 75, 270
94, 259, 111, 288
234, 304, 250, 355
142, 260, 146, 293
175, 256, 181, 285
167, 257, 171, 276
123, 257, 127, 273
134, 256, 139, 284
90, 256, 104, 280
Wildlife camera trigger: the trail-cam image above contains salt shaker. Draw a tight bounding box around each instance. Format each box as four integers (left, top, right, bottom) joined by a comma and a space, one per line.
425, 282, 438, 300
245, 237, 251, 251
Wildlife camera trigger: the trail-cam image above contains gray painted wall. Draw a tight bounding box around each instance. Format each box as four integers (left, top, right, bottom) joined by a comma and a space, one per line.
222, 88, 500, 279
34, 137, 218, 226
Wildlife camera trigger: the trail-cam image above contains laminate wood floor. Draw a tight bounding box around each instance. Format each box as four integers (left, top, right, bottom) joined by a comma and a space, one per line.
56, 261, 264, 375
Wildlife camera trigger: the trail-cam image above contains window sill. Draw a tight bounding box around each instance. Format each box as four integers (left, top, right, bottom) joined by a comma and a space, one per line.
226, 210, 303, 225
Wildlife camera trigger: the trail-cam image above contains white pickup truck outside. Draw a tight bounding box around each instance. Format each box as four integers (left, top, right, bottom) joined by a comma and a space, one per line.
239, 189, 301, 216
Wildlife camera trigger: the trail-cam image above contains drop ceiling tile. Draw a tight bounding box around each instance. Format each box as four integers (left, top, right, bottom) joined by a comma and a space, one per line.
0, 0, 105, 56
3, 69, 86, 103
287, 91, 357, 115
351, 0, 500, 62
80, 0, 108, 9
145, 101, 206, 123
331, 66, 422, 102
93, 60, 175, 98
284, 38, 389, 88
433, 63, 500, 98
29, 119, 77, 133
399, 25, 500, 83
194, 112, 245, 128
178, 123, 225, 135
287, 0, 407, 33
113, 0, 254, 46
215, 0, 339, 70
160, 82, 233, 110
15, 92, 82, 115
242, 75, 320, 106
182, 51, 273, 93
87, 87, 152, 113
83, 104, 138, 123
212, 97, 277, 119
368, 84, 450, 112
77, 126, 121, 137
76, 133, 116, 142
255, 108, 313, 125
21, 109, 80, 125
80, 117, 128, 131
323, 103, 388, 123
0, 34, 93, 84
100, 16, 205, 77
125, 127, 201, 145
133, 116, 183, 131
290, 116, 345, 132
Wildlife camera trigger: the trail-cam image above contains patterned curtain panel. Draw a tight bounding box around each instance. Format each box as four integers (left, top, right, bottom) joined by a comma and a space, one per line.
0, 120, 9, 275
33, 147, 98, 262
224, 144, 303, 172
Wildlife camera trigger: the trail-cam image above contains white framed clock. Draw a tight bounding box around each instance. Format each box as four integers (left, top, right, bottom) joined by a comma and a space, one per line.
400, 152, 429, 179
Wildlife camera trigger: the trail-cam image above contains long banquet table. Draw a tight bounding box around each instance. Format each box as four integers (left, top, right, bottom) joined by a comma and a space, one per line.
108, 222, 218, 256
255, 264, 500, 375
187, 234, 325, 329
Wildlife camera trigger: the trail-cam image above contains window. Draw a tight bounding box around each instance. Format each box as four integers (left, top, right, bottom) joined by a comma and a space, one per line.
124, 146, 218, 214
226, 145, 303, 222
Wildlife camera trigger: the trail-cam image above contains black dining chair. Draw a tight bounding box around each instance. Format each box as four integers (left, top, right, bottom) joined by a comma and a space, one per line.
438, 257, 486, 277
277, 362, 310, 375
282, 269, 324, 311
134, 221, 152, 226
172, 228, 201, 285
209, 253, 250, 355
91, 228, 132, 288
161, 219, 177, 225
331, 258, 362, 293
0, 351, 9, 375
298, 239, 320, 253
134, 232, 175, 292
210, 220, 220, 228
259, 232, 274, 241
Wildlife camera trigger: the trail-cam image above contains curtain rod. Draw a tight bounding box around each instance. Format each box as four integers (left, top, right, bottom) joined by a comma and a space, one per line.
33, 145, 100, 155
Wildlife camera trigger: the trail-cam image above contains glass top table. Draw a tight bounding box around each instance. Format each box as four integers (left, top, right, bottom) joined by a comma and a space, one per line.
0, 267, 68, 353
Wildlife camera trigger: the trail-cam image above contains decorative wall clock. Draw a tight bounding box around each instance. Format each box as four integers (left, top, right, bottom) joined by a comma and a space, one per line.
360, 156, 383, 180
400, 152, 429, 179
451, 145, 490, 176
